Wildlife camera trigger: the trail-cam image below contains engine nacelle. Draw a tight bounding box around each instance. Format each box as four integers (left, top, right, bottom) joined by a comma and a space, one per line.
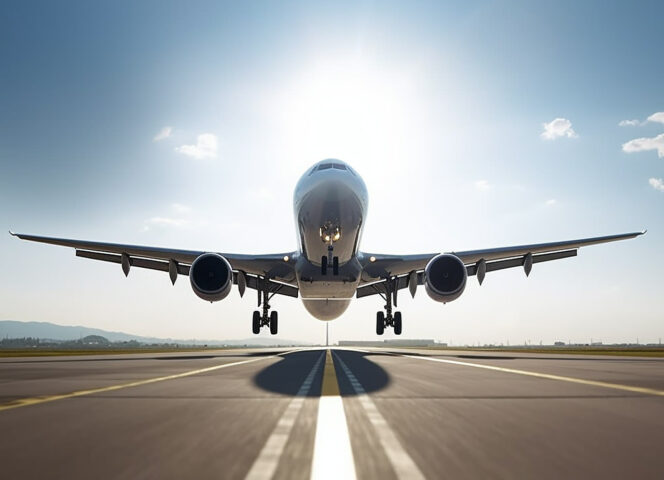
424, 254, 467, 303
189, 253, 233, 302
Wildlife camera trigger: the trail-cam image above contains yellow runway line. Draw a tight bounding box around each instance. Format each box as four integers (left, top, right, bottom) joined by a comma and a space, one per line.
0, 352, 289, 413
320, 349, 340, 396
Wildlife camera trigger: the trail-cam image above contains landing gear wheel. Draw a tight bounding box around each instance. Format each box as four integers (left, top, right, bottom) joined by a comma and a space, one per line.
376, 311, 385, 335
252, 311, 261, 334
332, 256, 339, 275
321, 256, 328, 275
393, 311, 402, 335
270, 311, 278, 335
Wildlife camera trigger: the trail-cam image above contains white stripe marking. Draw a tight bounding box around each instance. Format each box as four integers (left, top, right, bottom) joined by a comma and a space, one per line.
334, 352, 425, 480
310, 361, 356, 480
245, 351, 325, 480
401, 354, 664, 397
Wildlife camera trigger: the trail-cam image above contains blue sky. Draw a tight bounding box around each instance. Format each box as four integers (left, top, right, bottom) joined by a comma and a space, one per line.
1, 0, 662, 344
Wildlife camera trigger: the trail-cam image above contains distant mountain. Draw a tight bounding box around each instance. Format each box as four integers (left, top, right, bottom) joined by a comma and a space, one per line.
0, 321, 310, 347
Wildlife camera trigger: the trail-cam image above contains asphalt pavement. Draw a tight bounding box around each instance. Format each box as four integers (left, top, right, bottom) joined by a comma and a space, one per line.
1, 347, 663, 479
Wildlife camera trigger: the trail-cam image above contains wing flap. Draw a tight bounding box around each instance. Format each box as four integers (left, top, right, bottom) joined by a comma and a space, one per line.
76, 250, 191, 275
357, 249, 578, 298
74, 249, 298, 298
465, 249, 577, 276
452, 231, 643, 264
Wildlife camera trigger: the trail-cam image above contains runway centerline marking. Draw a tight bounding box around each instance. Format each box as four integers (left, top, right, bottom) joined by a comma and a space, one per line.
402, 354, 664, 397
334, 351, 425, 480
310, 349, 357, 480
245, 351, 325, 480
0, 351, 298, 413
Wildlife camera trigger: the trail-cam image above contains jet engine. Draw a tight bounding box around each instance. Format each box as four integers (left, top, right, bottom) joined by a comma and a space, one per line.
189, 253, 233, 302
424, 254, 467, 303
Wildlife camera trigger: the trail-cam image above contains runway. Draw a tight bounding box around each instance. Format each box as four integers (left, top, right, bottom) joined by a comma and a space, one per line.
1, 347, 663, 479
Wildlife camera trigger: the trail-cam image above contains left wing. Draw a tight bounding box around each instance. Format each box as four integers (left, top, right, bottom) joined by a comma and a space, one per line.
9, 231, 298, 297
357, 230, 645, 299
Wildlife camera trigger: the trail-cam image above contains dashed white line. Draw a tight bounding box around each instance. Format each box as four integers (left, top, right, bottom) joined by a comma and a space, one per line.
334, 351, 425, 480
245, 351, 325, 480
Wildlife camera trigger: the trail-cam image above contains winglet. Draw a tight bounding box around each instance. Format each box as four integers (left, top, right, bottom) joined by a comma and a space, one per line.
8, 230, 17, 237
641, 229, 647, 235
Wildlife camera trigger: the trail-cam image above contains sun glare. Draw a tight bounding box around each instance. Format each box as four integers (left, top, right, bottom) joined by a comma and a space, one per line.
273, 58, 425, 175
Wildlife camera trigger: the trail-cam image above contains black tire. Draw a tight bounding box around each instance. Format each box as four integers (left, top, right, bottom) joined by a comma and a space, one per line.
321, 256, 328, 275
376, 311, 385, 335
270, 311, 278, 335
333, 256, 339, 275
394, 311, 402, 335
252, 311, 261, 335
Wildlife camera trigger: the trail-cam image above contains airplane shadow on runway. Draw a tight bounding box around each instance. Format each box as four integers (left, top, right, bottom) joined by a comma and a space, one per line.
252, 349, 391, 396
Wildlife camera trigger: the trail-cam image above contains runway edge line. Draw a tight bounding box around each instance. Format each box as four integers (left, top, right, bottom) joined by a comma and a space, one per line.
402, 354, 664, 397
0, 351, 298, 413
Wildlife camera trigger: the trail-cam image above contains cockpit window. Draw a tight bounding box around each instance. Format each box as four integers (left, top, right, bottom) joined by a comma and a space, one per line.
309, 162, 349, 174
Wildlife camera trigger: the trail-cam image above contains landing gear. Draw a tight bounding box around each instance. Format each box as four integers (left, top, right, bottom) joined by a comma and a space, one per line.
252, 277, 279, 335
374, 277, 403, 335
376, 311, 385, 335
375, 309, 403, 335
321, 243, 339, 276
393, 311, 402, 335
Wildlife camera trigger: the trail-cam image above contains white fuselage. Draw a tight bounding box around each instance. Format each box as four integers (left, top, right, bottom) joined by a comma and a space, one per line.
293, 160, 369, 320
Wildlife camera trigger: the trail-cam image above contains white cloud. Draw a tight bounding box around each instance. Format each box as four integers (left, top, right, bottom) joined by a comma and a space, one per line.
649, 178, 664, 192
172, 203, 191, 214
541, 118, 577, 140
175, 133, 218, 159
146, 217, 188, 228
474, 180, 490, 190
617, 112, 664, 127
545, 198, 557, 206
618, 119, 640, 127
647, 112, 664, 125
153, 126, 172, 141
622, 133, 664, 158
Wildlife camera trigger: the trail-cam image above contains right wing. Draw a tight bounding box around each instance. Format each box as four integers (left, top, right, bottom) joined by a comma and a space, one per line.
10, 232, 298, 297
357, 230, 645, 299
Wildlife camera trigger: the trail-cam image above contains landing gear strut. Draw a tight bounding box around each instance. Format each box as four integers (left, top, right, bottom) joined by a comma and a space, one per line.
252, 277, 279, 335
375, 277, 402, 335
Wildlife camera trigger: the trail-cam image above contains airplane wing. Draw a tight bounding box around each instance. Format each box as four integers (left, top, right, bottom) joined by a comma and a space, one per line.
357, 230, 646, 299
9, 232, 299, 297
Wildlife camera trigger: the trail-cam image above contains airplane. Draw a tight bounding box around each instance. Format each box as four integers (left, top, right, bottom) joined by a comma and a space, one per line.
10, 159, 645, 336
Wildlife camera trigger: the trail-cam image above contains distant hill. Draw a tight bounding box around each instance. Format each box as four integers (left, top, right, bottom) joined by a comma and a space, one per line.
0, 321, 310, 347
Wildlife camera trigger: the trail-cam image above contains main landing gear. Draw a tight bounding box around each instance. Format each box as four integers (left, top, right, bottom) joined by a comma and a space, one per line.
252, 278, 278, 335
375, 277, 402, 336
